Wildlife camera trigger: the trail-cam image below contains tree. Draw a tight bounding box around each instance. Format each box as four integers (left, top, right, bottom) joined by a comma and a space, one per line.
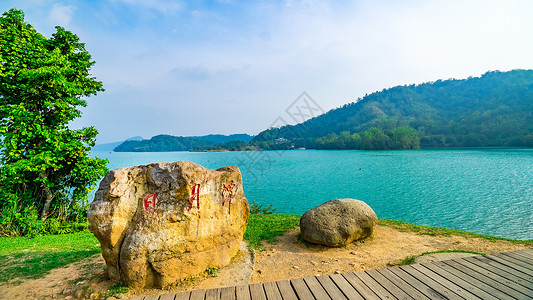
0, 9, 108, 235
391, 126, 420, 149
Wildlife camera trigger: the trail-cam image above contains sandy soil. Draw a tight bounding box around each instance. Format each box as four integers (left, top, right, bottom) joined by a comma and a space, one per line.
251, 225, 531, 284
1, 225, 531, 299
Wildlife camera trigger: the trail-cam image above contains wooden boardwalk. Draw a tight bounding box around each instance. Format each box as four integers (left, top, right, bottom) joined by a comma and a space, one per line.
131, 248, 533, 299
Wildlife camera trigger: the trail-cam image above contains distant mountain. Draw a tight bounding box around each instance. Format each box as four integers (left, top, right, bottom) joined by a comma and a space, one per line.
92, 136, 145, 151
113, 134, 253, 152
252, 70, 533, 150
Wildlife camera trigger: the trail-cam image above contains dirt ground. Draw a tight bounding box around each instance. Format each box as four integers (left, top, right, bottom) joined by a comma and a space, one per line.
1, 224, 531, 300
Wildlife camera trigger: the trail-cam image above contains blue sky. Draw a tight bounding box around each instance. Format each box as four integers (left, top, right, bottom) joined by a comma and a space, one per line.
2, 0, 533, 143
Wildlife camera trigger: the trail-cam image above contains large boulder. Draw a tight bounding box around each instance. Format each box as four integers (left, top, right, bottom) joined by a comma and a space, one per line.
88, 161, 249, 288
300, 198, 377, 247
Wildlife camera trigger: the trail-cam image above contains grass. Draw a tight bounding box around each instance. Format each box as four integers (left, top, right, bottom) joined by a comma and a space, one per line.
106, 283, 130, 298
243, 214, 301, 250
397, 249, 485, 266
377, 219, 533, 244
0, 230, 101, 282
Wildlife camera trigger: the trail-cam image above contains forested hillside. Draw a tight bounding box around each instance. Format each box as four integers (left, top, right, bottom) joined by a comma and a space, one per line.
113, 134, 253, 152
252, 70, 533, 150
190, 134, 254, 144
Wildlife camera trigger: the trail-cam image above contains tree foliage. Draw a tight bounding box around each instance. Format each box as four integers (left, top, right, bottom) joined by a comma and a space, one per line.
252, 70, 533, 150
0, 9, 108, 236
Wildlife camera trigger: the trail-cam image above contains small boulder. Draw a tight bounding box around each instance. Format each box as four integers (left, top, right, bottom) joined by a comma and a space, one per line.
300, 198, 377, 247
88, 161, 249, 288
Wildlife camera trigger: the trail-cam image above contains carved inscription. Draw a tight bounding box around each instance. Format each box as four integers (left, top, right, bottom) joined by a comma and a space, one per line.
143, 193, 157, 212
221, 180, 235, 214
189, 184, 200, 211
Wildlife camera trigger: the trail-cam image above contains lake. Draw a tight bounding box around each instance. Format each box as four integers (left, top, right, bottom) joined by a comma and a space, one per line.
91, 148, 533, 240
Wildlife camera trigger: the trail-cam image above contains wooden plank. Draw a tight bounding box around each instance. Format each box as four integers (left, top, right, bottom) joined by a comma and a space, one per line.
442, 260, 529, 299
471, 255, 533, 283
303, 276, 331, 299
205, 288, 220, 300
365, 269, 415, 300
484, 254, 533, 276
160, 293, 177, 300
315, 275, 347, 300
341, 272, 379, 299
409, 264, 478, 299
509, 250, 533, 259
512, 250, 533, 260
420, 263, 498, 299
175, 291, 192, 300
387, 266, 448, 299
190, 289, 206, 300
275, 280, 298, 300
463, 256, 533, 288
263, 282, 282, 300
144, 295, 160, 300
290, 278, 315, 300
451, 258, 533, 298
493, 252, 533, 271
328, 273, 364, 300
249, 283, 266, 300
399, 265, 464, 299
220, 286, 236, 300
235, 285, 250, 300
523, 248, 533, 256
353, 271, 395, 299
432, 260, 513, 299
499, 252, 533, 270
376, 268, 431, 299
128, 297, 144, 300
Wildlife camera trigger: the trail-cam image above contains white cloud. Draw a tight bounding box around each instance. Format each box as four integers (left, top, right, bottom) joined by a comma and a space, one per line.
47, 3, 74, 28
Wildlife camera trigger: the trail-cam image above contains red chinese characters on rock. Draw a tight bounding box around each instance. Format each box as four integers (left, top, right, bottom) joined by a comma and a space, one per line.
189, 184, 200, 211
221, 180, 236, 214
143, 193, 157, 212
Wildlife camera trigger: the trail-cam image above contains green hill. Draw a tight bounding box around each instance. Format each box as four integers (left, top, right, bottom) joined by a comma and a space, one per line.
113, 134, 253, 152
252, 70, 533, 150
189, 134, 254, 144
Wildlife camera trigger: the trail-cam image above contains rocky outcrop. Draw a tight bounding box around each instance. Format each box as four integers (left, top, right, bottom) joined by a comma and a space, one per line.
88, 161, 249, 288
300, 198, 377, 247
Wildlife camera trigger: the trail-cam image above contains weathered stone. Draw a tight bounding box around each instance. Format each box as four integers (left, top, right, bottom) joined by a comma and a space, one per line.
88, 161, 249, 288
300, 198, 377, 247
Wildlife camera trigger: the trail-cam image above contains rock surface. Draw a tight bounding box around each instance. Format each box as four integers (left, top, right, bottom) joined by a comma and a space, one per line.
88, 161, 249, 288
300, 198, 377, 247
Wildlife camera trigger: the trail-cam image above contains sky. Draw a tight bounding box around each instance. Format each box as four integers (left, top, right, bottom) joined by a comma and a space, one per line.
2, 0, 533, 143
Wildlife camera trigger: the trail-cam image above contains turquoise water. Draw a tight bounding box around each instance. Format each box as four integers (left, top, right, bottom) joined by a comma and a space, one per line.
91, 148, 533, 240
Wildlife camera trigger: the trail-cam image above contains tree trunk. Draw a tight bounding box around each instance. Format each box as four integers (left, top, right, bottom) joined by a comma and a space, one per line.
40, 170, 55, 221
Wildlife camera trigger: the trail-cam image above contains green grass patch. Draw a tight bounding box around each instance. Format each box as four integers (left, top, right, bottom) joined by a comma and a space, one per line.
106, 283, 130, 298
398, 249, 485, 266
244, 214, 301, 250
377, 219, 533, 244
0, 231, 101, 282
